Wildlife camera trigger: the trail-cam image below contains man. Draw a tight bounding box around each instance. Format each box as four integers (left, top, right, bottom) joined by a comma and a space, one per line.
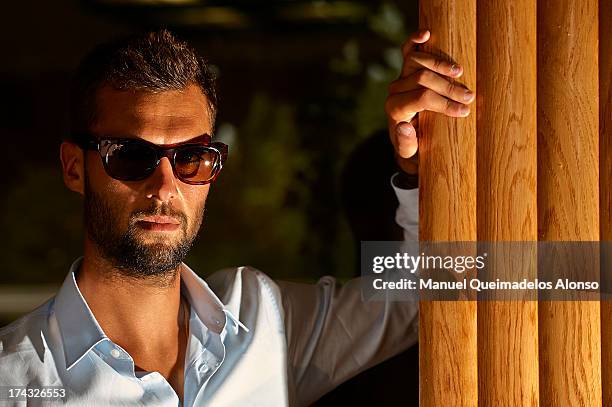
0, 29, 473, 406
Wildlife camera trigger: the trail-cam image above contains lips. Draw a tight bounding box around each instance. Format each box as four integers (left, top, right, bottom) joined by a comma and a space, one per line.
136, 215, 181, 231
138, 215, 180, 225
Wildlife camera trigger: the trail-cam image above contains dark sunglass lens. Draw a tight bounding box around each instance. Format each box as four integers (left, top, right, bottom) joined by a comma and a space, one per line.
103, 141, 157, 180
174, 146, 219, 182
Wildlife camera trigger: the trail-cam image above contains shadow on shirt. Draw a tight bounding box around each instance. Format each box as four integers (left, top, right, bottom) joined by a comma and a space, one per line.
314, 130, 419, 406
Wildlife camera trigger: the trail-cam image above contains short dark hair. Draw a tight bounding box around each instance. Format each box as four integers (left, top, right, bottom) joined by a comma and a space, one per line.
69, 29, 217, 142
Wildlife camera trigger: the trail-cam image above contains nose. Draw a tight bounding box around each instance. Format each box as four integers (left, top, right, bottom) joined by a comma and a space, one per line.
145, 157, 178, 202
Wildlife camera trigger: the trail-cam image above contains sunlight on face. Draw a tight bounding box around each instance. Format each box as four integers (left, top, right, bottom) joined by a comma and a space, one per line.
84, 84, 214, 278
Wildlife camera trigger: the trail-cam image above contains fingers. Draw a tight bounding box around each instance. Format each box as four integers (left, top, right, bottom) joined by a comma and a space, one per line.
400, 30, 463, 80
389, 70, 474, 105
386, 88, 471, 122
395, 122, 419, 159
401, 30, 431, 56
403, 51, 463, 79
387, 29, 474, 160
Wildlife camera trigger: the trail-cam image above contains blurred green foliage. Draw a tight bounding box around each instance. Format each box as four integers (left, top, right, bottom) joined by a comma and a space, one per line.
190, 2, 408, 280
1, 166, 83, 284
0, 2, 408, 285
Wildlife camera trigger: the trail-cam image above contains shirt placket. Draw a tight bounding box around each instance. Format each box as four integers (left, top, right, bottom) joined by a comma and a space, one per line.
94, 339, 179, 406
184, 314, 227, 406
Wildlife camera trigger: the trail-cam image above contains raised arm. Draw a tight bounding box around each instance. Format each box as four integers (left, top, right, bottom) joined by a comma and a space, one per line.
280, 30, 474, 405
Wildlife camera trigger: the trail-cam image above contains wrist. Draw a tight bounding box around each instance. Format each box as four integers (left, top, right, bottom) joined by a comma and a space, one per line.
392, 170, 419, 190
396, 151, 419, 175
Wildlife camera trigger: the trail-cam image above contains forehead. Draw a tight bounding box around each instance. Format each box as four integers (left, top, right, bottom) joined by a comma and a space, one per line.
91, 83, 213, 145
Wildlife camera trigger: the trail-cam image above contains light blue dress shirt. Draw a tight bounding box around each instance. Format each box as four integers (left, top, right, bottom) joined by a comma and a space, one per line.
0, 260, 249, 407
0, 182, 419, 407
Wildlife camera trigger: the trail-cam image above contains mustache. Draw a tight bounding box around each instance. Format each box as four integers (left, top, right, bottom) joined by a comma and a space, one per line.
129, 203, 188, 226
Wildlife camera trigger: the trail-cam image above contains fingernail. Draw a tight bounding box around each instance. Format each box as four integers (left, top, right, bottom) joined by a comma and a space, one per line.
397, 124, 414, 137
463, 90, 473, 102
451, 64, 461, 75
460, 105, 470, 116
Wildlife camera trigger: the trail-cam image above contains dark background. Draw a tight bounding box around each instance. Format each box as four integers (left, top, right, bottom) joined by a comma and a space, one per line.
0, 0, 419, 404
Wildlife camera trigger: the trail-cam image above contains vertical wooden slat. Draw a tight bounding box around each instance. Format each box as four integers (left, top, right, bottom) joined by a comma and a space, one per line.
418, 0, 477, 405
600, 0, 612, 404
537, 0, 602, 405
476, 0, 539, 405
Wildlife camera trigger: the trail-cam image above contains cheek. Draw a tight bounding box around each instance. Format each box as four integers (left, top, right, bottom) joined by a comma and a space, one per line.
182, 185, 210, 221
86, 157, 141, 209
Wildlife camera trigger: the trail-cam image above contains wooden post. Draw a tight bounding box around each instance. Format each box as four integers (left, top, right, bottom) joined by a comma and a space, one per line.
476, 0, 539, 405
537, 0, 602, 405
600, 0, 611, 404
418, 0, 477, 405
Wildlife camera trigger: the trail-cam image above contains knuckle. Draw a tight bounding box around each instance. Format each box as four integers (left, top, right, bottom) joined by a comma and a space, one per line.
445, 98, 454, 113
446, 81, 456, 96
415, 69, 429, 85
388, 79, 400, 93
432, 58, 443, 72
445, 99, 459, 115
418, 89, 433, 104
401, 40, 412, 55
384, 96, 396, 115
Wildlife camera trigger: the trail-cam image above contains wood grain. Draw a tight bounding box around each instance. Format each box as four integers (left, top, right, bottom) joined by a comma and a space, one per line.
418, 0, 477, 405
537, 0, 602, 405
476, 0, 539, 405
600, 0, 611, 404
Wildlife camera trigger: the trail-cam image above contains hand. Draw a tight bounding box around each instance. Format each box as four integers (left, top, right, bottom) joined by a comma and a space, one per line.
385, 30, 475, 174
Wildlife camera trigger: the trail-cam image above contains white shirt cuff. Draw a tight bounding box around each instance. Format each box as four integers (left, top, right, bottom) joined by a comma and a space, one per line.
390, 173, 419, 241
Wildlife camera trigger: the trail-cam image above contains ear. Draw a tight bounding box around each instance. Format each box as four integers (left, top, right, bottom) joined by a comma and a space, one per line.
60, 141, 85, 195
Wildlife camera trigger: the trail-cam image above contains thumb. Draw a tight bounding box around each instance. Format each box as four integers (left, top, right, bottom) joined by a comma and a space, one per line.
395, 121, 419, 159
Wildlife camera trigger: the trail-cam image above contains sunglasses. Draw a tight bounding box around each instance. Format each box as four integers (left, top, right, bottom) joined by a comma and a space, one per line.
77, 134, 228, 185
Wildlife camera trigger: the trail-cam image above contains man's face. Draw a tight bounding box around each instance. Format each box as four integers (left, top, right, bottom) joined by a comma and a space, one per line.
83, 84, 213, 280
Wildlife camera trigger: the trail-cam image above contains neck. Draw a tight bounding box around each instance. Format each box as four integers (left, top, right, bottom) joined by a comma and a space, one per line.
78, 239, 183, 347
77, 239, 188, 390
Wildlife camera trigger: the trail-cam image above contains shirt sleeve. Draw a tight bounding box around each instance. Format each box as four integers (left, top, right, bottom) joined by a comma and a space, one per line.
278, 175, 420, 406
391, 172, 419, 241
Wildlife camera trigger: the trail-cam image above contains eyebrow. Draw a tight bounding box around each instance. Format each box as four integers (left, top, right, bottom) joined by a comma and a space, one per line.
78, 133, 212, 147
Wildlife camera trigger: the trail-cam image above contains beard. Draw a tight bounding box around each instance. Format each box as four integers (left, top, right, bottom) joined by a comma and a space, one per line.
83, 176, 203, 283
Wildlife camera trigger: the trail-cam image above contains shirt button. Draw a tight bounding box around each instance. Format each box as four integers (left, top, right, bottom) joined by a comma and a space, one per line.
110, 348, 121, 358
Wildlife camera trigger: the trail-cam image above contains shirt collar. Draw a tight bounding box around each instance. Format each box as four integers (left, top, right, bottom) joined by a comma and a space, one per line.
54, 258, 108, 370
180, 264, 249, 335
53, 258, 248, 371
